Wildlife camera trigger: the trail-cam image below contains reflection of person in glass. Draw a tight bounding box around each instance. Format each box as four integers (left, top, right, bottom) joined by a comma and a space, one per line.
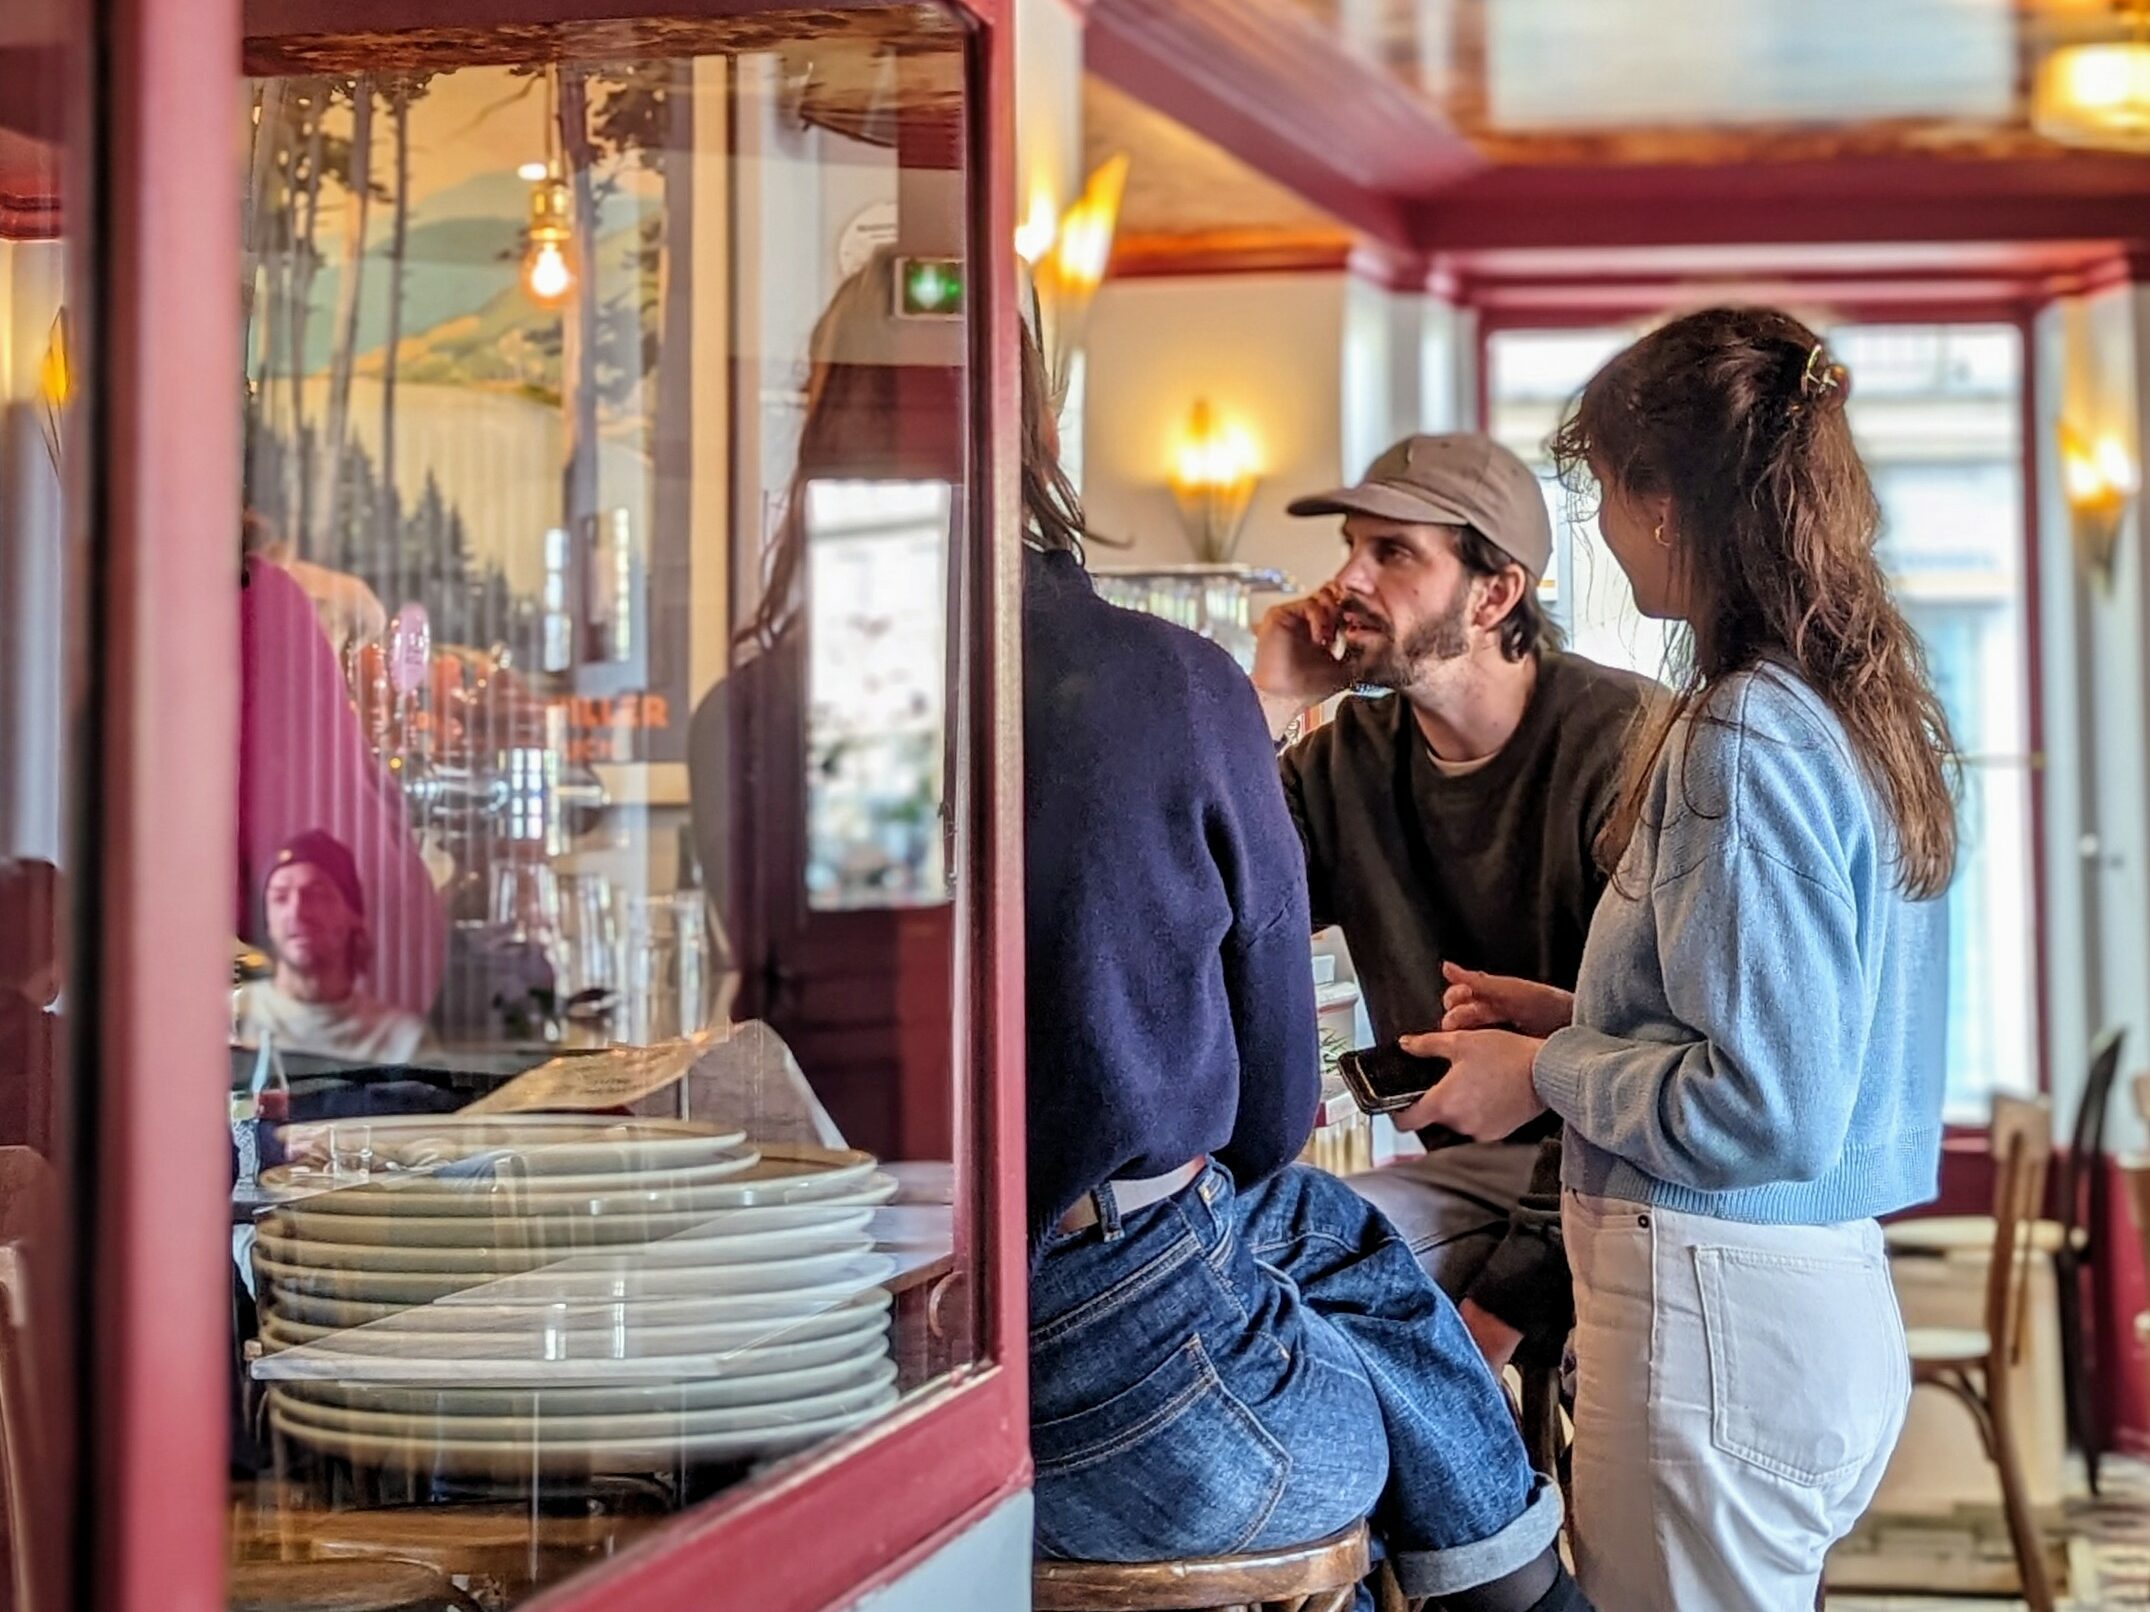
1019, 320, 1586, 1608
686, 248, 963, 1153
241, 506, 388, 661
233, 830, 436, 1064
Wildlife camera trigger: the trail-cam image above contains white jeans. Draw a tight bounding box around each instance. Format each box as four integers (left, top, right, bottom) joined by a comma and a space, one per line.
1564, 1192, 1910, 1612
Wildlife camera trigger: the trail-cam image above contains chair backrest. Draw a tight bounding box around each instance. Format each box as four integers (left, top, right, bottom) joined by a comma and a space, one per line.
1987, 1095, 2055, 1367
2058, 1028, 2127, 1240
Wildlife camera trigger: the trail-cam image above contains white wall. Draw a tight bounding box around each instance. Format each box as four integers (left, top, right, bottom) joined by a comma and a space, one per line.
1080, 272, 1348, 587
841, 1492, 1033, 1612
0, 240, 68, 864
2036, 289, 2150, 1149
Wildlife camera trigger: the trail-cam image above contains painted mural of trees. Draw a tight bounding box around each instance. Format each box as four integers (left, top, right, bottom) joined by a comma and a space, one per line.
245, 74, 377, 553
241, 60, 672, 682
316, 74, 374, 554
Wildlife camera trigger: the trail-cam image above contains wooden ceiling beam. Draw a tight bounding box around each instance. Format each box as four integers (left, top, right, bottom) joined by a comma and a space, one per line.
1083, 0, 1471, 248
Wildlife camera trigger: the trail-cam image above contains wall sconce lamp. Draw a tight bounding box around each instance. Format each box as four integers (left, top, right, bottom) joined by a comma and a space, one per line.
36, 308, 69, 473
1168, 399, 1261, 564
2060, 421, 2138, 589
1021, 155, 1129, 412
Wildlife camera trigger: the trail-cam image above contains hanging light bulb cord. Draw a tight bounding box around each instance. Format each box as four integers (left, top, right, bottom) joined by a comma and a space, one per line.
545, 63, 561, 179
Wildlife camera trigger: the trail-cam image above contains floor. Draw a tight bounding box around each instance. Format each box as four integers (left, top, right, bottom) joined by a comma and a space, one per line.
1831, 1456, 2150, 1609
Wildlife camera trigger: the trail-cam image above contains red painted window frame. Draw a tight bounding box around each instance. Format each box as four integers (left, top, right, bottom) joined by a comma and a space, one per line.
1470, 284, 2053, 1104
86, 2, 1028, 1609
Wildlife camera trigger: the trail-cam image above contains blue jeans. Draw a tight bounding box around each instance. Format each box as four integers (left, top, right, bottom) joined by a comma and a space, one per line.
1029, 1161, 1563, 1599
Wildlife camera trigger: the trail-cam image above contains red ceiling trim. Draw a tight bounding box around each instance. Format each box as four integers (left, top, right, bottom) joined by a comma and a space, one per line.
1083, 0, 1447, 248
243, 0, 892, 35
1459, 274, 2087, 321
1411, 162, 2150, 254
0, 196, 61, 242
1345, 240, 1435, 295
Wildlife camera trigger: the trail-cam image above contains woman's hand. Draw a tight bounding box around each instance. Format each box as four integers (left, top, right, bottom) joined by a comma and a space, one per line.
1394, 1029, 1548, 1142
1440, 962, 1574, 1038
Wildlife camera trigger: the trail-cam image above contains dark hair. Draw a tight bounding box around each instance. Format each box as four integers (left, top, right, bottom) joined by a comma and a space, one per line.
1021, 318, 1086, 555
1452, 523, 1559, 662
1549, 305, 1957, 898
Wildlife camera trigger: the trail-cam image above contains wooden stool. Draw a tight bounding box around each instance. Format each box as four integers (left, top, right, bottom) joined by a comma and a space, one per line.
1034, 1521, 1370, 1611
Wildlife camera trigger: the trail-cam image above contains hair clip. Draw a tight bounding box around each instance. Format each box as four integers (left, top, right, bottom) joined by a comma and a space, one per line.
1801, 343, 1845, 399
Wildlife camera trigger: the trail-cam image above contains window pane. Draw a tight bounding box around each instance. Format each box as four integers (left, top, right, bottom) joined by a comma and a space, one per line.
1489, 320, 2039, 1120
1839, 323, 2035, 1120
1487, 325, 1675, 679
231, 22, 974, 1603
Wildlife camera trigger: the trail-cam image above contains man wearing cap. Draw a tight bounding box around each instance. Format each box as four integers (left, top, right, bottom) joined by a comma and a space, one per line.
233, 830, 436, 1065
1254, 433, 1656, 1371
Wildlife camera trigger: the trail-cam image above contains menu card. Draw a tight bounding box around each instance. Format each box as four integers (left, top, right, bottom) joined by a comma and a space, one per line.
461, 1031, 721, 1115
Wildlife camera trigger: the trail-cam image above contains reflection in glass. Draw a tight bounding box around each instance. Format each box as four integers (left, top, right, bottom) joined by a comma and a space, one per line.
230, 19, 973, 1605
804, 479, 951, 910
0, 4, 86, 1606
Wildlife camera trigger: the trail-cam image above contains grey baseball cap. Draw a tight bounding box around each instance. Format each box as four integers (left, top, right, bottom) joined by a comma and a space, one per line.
1288, 433, 1553, 580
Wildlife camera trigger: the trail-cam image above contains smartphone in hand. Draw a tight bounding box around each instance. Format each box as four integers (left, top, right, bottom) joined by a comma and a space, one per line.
1335, 1042, 1475, 1150
1336, 1041, 1449, 1115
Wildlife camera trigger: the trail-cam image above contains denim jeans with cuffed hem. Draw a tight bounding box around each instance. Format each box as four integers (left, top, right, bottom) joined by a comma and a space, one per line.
1029, 1160, 1563, 1600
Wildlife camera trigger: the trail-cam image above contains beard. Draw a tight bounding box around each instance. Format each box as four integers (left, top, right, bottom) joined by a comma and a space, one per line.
1337, 587, 1471, 689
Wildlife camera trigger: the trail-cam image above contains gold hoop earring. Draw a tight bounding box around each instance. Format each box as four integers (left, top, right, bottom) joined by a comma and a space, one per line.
1652, 521, 1669, 548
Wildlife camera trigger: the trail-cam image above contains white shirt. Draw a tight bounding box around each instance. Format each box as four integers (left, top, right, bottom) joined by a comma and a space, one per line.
234, 981, 436, 1066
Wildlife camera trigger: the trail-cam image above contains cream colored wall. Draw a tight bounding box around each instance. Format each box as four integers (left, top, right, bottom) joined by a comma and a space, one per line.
2036, 288, 2150, 1152
1080, 271, 1349, 589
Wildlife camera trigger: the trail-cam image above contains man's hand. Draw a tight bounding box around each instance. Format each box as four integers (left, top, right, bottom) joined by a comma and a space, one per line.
1253, 587, 1354, 741
1440, 962, 1575, 1038
1457, 1297, 1523, 1373
1394, 1028, 1549, 1141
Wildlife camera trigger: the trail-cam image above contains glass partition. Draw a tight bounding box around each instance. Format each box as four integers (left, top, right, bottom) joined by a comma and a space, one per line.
228, 16, 977, 1603
0, 0, 89, 1604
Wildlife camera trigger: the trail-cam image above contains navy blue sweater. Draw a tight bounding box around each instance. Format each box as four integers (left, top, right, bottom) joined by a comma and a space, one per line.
1024, 548, 1320, 1252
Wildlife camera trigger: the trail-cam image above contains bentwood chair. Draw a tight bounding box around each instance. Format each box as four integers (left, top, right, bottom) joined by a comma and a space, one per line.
1887, 1030, 2125, 1492
1034, 1522, 1371, 1612
1904, 1095, 2057, 1612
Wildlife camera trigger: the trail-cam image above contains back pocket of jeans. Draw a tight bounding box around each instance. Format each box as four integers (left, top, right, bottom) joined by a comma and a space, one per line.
1694, 1246, 1906, 1488
1032, 1336, 1291, 1562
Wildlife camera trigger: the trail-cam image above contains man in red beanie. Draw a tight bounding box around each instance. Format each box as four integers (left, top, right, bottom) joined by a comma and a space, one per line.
233, 830, 435, 1064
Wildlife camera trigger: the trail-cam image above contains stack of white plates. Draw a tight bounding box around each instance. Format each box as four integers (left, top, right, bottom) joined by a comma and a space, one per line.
252, 1122, 898, 1475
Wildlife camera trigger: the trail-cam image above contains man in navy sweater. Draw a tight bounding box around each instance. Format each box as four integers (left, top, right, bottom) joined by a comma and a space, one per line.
1021, 329, 1588, 1610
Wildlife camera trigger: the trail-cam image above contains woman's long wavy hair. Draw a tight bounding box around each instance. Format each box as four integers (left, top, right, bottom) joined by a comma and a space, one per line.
1550, 306, 1959, 899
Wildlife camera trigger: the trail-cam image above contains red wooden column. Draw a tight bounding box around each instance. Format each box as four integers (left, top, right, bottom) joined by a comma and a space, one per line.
91, 0, 242, 1609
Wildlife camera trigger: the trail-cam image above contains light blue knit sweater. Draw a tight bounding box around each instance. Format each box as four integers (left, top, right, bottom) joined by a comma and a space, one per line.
1534, 666, 1948, 1225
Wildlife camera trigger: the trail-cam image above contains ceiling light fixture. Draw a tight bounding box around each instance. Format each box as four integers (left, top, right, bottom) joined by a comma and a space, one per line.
2036, 0, 2150, 151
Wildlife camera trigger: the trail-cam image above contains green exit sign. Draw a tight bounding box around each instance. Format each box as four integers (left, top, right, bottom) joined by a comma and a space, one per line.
895, 256, 964, 319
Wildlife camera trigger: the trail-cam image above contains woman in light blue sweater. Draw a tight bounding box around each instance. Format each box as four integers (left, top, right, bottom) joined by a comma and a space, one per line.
1401, 307, 1957, 1612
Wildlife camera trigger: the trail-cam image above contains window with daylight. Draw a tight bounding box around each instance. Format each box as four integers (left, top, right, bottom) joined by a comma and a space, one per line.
1487, 320, 2038, 1120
